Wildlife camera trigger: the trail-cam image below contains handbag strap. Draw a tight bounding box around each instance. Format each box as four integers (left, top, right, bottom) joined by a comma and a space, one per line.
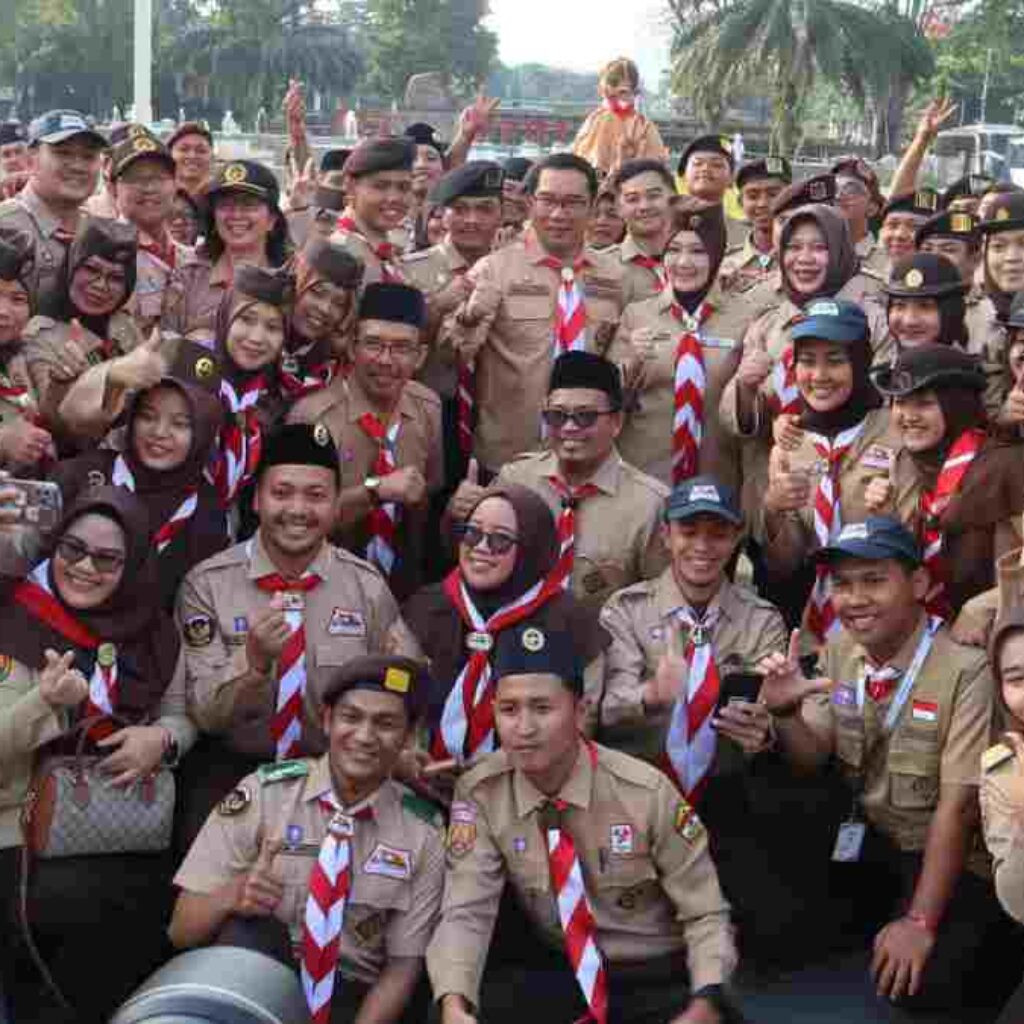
18, 844, 73, 1013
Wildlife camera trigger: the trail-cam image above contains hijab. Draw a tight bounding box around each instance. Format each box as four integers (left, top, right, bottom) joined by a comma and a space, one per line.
0, 487, 180, 721
779, 205, 857, 306
669, 198, 726, 313
794, 331, 881, 437
214, 270, 292, 390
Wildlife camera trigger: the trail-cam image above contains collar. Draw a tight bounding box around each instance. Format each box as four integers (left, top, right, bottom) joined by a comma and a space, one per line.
618, 234, 662, 263
302, 754, 389, 817
545, 447, 622, 496
344, 373, 414, 426
440, 236, 471, 272
524, 229, 590, 270
340, 208, 387, 247
743, 232, 773, 262
857, 610, 929, 674
855, 235, 877, 258
247, 531, 333, 582
18, 182, 69, 240
655, 569, 732, 623
209, 254, 235, 287
513, 741, 594, 818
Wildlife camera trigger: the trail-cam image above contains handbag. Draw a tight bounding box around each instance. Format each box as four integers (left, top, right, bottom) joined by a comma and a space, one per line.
21, 714, 175, 858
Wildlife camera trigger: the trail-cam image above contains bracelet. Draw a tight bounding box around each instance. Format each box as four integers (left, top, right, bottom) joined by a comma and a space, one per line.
904, 911, 937, 935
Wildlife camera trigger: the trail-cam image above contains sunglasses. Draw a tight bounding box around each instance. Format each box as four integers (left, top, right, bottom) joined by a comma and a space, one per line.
454, 522, 519, 556
541, 407, 616, 430
56, 535, 126, 574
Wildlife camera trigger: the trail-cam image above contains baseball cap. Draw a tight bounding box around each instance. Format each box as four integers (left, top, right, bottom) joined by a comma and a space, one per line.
665, 476, 742, 526
28, 110, 107, 149
791, 299, 868, 345
816, 517, 921, 567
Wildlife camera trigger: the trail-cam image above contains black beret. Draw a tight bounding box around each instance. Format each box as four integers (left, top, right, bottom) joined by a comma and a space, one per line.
871, 343, 986, 397
942, 174, 994, 206
915, 209, 978, 247
502, 157, 534, 182
110, 126, 176, 180
736, 156, 792, 191
163, 338, 222, 393
979, 192, 1024, 234
548, 351, 623, 408
0, 121, 26, 147
492, 625, 583, 696
166, 121, 213, 150
344, 138, 415, 178
233, 265, 294, 308
404, 122, 445, 156
209, 160, 280, 209
771, 174, 836, 218
357, 282, 426, 328
320, 148, 351, 174
0, 226, 34, 284
882, 188, 941, 220
302, 237, 363, 290
314, 184, 347, 213
428, 161, 504, 206
678, 134, 734, 175
257, 422, 340, 482
882, 253, 966, 300
321, 653, 431, 717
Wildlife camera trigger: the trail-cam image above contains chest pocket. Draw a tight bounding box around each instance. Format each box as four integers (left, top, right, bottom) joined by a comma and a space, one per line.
833, 702, 865, 770
574, 554, 628, 604
315, 635, 370, 668
888, 749, 941, 810
594, 856, 661, 915
506, 292, 552, 322
275, 850, 317, 927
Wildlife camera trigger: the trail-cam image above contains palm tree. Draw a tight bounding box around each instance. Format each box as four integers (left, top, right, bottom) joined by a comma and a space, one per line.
672, 0, 933, 157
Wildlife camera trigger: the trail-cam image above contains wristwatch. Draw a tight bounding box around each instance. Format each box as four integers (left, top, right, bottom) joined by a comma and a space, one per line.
364, 475, 382, 505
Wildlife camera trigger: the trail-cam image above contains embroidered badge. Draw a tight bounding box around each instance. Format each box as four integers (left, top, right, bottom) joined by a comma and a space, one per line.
183, 615, 214, 647
610, 823, 634, 855
328, 608, 366, 636
364, 843, 412, 880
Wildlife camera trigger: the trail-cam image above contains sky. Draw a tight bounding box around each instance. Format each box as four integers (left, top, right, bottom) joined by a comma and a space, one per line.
485, 0, 672, 88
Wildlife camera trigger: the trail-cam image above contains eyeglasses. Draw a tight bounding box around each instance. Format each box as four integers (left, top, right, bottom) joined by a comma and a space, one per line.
533, 194, 590, 214
78, 261, 127, 292
358, 339, 421, 360
541, 407, 616, 430
56, 535, 126, 574
453, 522, 519, 555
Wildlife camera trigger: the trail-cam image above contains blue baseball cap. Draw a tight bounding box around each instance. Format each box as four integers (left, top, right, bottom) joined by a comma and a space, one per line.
816, 516, 921, 567
28, 110, 107, 149
665, 475, 742, 526
791, 299, 868, 345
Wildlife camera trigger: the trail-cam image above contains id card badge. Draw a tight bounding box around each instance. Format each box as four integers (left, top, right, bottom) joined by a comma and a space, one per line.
832, 820, 866, 863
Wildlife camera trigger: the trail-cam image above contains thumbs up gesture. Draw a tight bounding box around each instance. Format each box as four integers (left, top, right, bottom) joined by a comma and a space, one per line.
765, 449, 811, 513
51, 319, 93, 384
448, 457, 488, 523
644, 623, 688, 708
234, 835, 285, 917
109, 327, 167, 392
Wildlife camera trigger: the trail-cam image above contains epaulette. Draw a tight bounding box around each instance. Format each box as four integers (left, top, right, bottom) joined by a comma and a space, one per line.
619, 460, 671, 500
404, 378, 442, 408
860, 264, 886, 283
257, 759, 309, 785
597, 744, 664, 790
600, 577, 656, 611
401, 791, 444, 829
983, 742, 1015, 773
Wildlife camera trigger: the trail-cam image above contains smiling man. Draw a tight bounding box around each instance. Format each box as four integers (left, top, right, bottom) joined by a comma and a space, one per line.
0, 121, 30, 199
610, 158, 677, 302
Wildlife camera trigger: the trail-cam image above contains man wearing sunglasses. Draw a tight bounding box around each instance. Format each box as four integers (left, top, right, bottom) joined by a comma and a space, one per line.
831, 157, 887, 279
452, 351, 667, 611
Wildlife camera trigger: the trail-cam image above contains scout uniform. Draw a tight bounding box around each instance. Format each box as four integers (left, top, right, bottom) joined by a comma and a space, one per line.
174, 655, 445, 1017
981, 738, 1024, 925
611, 234, 668, 305
496, 447, 669, 611
0, 111, 108, 305
447, 232, 629, 473
427, 624, 737, 1023
855, 234, 889, 281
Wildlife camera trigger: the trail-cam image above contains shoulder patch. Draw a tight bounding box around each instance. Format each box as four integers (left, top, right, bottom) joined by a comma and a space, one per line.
983, 742, 1015, 773
402, 791, 444, 829
183, 614, 214, 647
257, 759, 310, 785
674, 800, 704, 843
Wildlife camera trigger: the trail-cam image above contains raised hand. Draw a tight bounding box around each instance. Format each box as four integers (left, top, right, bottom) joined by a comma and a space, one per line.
50, 320, 92, 384
448, 458, 486, 523
765, 450, 811, 513
756, 630, 830, 716
109, 327, 167, 391
39, 648, 88, 709
644, 622, 687, 707
234, 836, 285, 917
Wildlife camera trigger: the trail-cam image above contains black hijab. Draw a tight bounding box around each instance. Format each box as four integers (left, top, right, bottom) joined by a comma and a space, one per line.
779, 205, 857, 306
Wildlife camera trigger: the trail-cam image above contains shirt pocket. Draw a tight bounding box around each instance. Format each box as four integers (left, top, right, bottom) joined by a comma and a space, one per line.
888, 750, 941, 810
314, 639, 370, 669
505, 293, 552, 322
594, 856, 661, 915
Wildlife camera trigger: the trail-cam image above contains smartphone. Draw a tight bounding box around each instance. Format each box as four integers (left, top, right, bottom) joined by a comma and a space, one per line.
717, 671, 763, 710
0, 478, 62, 530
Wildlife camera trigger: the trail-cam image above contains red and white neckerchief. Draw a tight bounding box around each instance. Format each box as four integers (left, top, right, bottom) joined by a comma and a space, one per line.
13, 562, 118, 720
280, 342, 334, 400
432, 570, 555, 761
209, 374, 266, 506
769, 346, 801, 416
630, 252, 666, 292
865, 664, 901, 703
137, 234, 177, 271
671, 300, 714, 485
802, 420, 867, 644
301, 793, 373, 1024
451, 266, 475, 457
545, 476, 600, 593
664, 604, 722, 805
254, 555, 323, 759
603, 98, 635, 119
543, 741, 608, 1024
357, 413, 401, 576
919, 427, 985, 619
336, 216, 403, 283
111, 455, 198, 555
539, 256, 588, 356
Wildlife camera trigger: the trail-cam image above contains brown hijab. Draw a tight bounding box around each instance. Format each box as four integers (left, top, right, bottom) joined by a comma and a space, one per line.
669, 198, 726, 312
779, 204, 857, 306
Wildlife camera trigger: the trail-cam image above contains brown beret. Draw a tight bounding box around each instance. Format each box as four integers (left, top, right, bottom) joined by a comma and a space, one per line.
344, 137, 415, 178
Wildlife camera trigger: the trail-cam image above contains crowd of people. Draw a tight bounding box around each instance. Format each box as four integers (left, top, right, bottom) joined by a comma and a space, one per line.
3, 55, 1024, 1024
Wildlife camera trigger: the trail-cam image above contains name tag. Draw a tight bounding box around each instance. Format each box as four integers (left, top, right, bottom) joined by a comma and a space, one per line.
702, 336, 738, 350
509, 282, 549, 297
832, 821, 865, 863
861, 444, 893, 472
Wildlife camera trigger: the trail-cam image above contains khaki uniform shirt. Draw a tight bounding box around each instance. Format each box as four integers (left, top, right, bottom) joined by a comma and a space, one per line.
176, 534, 421, 758
0, 651, 195, 849
161, 250, 234, 346
448, 233, 631, 472
598, 573, 786, 760
426, 742, 736, 1005
495, 448, 669, 610
980, 742, 1024, 923
0, 184, 79, 303
174, 755, 445, 984
856, 235, 889, 282
610, 236, 666, 306
132, 234, 193, 330
0, 350, 43, 472
609, 286, 745, 491
330, 212, 406, 289
801, 617, 992, 852
402, 237, 471, 399
571, 111, 669, 176
719, 233, 776, 296
965, 294, 1008, 418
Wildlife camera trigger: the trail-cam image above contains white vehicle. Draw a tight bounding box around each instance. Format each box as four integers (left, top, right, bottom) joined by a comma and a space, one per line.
933, 123, 1024, 187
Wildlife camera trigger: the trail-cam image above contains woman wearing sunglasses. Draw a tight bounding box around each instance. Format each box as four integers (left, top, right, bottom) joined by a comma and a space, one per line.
402, 483, 608, 778
0, 486, 195, 1020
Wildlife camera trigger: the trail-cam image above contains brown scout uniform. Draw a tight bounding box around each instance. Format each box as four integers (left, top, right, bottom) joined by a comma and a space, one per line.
426, 742, 737, 1004
598, 573, 786, 759
330, 214, 406, 290
174, 755, 445, 984
0, 184, 79, 303
0, 350, 43, 472
447, 233, 632, 473
800, 616, 992, 853
176, 533, 421, 758
495, 448, 669, 611
608, 285, 745, 491
856, 235, 889, 282
719, 233, 776, 296
160, 249, 234, 346
609, 235, 666, 306
980, 742, 1024, 923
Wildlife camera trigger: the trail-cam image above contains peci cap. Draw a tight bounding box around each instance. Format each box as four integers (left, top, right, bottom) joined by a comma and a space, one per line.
109, 126, 176, 180
882, 253, 966, 300
302, 237, 364, 290
881, 188, 941, 221
344, 137, 416, 179
548, 351, 623, 408
665, 476, 742, 526
357, 282, 426, 328
736, 156, 793, 191
404, 122, 445, 157
915, 209, 979, 247
771, 174, 836, 219
492, 625, 584, 696
871, 343, 986, 398
816, 516, 921, 567
28, 110, 107, 149
0, 121, 26, 147
428, 161, 504, 207
678, 134, 734, 176
978, 192, 1024, 234
209, 160, 280, 209
502, 157, 534, 182
791, 298, 869, 345
321, 653, 431, 718
256, 422, 340, 482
